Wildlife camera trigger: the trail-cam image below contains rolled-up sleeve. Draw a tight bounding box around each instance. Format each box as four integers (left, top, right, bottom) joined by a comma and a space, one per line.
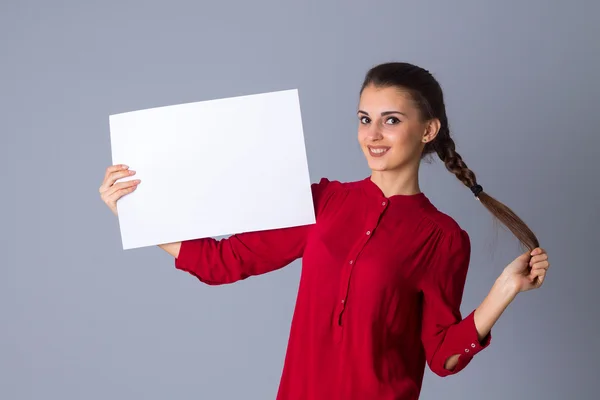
420, 228, 492, 377
174, 178, 332, 285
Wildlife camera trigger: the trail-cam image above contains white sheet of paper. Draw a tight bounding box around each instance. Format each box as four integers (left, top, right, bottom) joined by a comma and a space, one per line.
109, 89, 315, 250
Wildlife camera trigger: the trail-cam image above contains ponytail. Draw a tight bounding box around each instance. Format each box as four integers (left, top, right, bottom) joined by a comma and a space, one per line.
434, 127, 539, 251
359, 61, 539, 251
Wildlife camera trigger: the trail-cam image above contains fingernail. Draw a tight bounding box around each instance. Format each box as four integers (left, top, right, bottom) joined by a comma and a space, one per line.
129, 170, 136, 174
121, 164, 128, 169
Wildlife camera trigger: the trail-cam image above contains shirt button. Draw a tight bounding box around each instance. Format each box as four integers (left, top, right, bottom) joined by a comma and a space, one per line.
382, 201, 386, 206
366, 230, 371, 235
471, 343, 476, 348
341, 300, 345, 304
349, 260, 354, 265
465, 349, 470, 353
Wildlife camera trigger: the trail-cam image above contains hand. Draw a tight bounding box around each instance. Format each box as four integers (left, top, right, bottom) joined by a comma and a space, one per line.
502, 247, 550, 294
99, 164, 141, 216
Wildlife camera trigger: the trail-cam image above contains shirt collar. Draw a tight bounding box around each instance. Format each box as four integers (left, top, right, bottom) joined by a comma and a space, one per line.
359, 176, 431, 209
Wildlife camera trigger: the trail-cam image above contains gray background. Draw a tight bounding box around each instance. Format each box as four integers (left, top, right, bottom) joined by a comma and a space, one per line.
2, 0, 598, 399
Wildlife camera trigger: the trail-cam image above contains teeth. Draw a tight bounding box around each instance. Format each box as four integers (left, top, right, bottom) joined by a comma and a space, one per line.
370, 148, 388, 154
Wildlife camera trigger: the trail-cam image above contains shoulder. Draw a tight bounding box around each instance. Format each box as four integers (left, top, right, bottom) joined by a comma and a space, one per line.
310, 177, 364, 216
417, 206, 471, 282
418, 203, 471, 257
310, 176, 364, 198
422, 204, 465, 234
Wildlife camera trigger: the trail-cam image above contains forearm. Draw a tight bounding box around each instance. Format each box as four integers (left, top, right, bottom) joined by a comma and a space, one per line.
473, 272, 519, 341
444, 272, 518, 370
158, 241, 182, 258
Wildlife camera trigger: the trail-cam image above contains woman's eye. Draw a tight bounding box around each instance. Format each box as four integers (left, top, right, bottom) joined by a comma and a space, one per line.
360, 116, 370, 124
386, 117, 400, 124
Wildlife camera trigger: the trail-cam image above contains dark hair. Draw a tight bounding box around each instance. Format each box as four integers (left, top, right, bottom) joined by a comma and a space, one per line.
360, 62, 539, 252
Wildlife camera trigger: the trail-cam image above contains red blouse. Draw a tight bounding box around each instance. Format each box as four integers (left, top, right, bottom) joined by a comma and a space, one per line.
175, 177, 492, 399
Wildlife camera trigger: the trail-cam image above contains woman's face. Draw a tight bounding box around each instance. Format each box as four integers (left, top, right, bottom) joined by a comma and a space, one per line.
357, 85, 436, 172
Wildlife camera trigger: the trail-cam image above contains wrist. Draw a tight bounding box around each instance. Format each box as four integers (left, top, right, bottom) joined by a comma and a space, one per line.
494, 271, 520, 301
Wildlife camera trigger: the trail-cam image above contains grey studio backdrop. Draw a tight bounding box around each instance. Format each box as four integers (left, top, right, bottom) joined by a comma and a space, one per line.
2, 1, 598, 399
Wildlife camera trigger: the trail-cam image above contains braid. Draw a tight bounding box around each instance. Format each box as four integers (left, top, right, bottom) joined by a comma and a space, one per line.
435, 126, 539, 251
434, 127, 477, 188
360, 61, 540, 252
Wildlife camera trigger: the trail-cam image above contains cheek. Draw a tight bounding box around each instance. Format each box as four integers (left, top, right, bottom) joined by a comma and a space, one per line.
387, 128, 418, 150
357, 126, 369, 143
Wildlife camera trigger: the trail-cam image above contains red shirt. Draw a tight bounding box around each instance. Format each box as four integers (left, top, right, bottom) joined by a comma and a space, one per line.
175, 177, 492, 399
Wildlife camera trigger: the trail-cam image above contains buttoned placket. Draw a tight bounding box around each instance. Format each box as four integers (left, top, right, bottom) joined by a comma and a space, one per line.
333, 198, 388, 343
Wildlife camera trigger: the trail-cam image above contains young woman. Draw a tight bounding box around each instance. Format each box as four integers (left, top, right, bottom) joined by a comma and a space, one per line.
100, 62, 550, 400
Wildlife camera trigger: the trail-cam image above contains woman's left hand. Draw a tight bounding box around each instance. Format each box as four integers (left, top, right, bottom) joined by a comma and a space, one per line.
502, 247, 550, 294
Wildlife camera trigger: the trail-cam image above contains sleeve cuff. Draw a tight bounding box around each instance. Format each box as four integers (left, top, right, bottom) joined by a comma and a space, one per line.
457, 309, 492, 359
436, 309, 492, 376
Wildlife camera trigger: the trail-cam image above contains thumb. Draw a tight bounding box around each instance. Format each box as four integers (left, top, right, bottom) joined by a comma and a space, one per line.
510, 250, 531, 269
518, 250, 531, 261
508, 252, 531, 271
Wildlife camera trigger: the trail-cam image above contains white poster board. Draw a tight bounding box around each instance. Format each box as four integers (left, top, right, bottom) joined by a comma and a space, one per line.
109, 89, 315, 250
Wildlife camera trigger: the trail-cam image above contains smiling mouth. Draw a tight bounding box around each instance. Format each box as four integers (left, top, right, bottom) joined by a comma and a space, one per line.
368, 146, 390, 157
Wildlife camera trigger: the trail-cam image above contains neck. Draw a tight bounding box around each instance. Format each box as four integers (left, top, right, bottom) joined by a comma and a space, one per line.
370, 164, 421, 198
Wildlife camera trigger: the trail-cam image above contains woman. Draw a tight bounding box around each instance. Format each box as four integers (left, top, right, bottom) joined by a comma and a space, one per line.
99, 62, 550, 400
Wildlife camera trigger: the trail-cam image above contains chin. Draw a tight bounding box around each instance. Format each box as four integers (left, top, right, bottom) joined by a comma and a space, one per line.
364, 156, 393, 171
362, 149, 392, 171
367, 162, 390, 171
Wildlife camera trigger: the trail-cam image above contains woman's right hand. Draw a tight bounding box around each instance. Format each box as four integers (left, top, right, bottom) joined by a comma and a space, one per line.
99, 164, 141, 216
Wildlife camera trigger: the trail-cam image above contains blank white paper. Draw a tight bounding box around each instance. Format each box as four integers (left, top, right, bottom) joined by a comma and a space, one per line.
109, 89, 315, 250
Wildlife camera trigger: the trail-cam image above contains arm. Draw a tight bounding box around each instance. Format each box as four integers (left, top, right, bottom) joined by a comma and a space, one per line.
170, 178, 333, 285
474, 275, 517, 341
443, 274, 517, 370
421, 230, 550, 374
158, 241, 182, 258
173, 224, 312, 285
420, 229, 492, 377
442, 247, 550, 369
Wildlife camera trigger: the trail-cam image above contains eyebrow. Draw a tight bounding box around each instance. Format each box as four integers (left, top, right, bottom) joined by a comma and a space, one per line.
357, 110, 408, 118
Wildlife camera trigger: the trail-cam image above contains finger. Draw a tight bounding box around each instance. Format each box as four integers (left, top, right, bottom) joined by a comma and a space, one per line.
517, 250, 531, 262
529, 268, 546, 282
100, 164, 128, 193
104, 181, 140, 203
529, 253, 548, 266
102, 179, 140, 198
530, 247, 545, 256
536, 276, 545, 286
100, 168, 137, 193
101, 181, 140, 206
103, 164, 128, 183
532, 260, 550, 270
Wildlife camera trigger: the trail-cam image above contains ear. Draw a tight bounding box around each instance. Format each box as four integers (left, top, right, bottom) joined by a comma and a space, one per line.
421, 118, 441, 143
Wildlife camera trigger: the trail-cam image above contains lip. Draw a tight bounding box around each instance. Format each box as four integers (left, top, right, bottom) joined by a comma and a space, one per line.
367, 145, 390, 157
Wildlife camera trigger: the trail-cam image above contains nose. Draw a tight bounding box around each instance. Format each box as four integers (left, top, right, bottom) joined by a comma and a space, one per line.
366, 124, 383, 141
